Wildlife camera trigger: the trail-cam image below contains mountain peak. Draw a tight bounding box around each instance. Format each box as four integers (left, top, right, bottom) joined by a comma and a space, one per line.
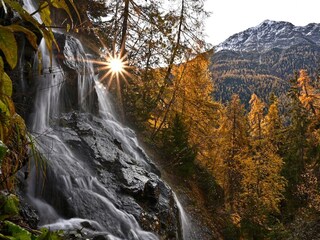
259, 19, 277, 25
215, 20, 320, 52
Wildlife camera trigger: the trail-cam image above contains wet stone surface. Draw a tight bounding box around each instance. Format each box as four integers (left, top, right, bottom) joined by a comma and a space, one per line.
31, 112, 181, 239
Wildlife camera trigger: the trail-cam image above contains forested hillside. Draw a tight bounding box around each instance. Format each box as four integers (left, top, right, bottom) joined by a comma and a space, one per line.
211, 21, 320, 106
119, 20, 320, 239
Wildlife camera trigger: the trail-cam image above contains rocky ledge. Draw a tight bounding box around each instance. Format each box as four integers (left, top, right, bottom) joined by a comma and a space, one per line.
18, 112, 182, 239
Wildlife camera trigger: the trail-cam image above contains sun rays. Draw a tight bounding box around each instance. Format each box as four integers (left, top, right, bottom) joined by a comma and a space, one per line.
108, 55, 125, 73
86, 49, 131, 99
98, 52, 129, 85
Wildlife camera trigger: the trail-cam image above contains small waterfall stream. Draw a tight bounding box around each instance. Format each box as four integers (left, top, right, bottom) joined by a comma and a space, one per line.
22, 1, 192, 239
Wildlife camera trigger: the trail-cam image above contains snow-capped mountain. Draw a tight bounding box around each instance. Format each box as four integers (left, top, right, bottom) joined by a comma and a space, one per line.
215, 20, 320, 52
210, 20, 320, 106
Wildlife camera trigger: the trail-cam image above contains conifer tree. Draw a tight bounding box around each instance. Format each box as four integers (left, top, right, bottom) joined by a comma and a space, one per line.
297, 69, 319, 115
214, 95, 249, 212
162, 113, 197, 175
248, 93, 265, 139
283, 72, 309, 201
262, 95, 283, 149
239, 95, 286, 237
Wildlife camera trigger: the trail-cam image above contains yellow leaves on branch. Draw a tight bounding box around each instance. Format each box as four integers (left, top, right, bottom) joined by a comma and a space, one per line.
0, 26, 17, 69
0, 24, 38, 69
170, 54, 219, 163
248, 93, 265, 138
210, 93, 286, 226
46, 0, 82, 29
297, 69, 320, 115
2, 0, 81, 64
241, 145, 286, 214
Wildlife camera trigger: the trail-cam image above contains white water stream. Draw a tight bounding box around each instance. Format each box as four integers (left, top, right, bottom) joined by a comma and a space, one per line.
27, 39, 158, 239
22, 0, 191, 239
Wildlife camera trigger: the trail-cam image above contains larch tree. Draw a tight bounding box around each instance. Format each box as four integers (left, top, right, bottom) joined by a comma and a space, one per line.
294, 70, 320, 213
171, 52, 220, 168
150, 53, 220, 174
239, 94, 286, 237
214, 95, 249, 213
262, 95, 283, 150
296, 70, 320, 166
297, 69, 319, 116
248, 93, 265, 139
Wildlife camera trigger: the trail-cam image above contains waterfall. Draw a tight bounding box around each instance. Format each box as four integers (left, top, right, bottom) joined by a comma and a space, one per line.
31, 40, 64, 133
27, 38, 159, 239
21, 0, 191, 239
174, 194, 193, 240
22, 0, 41, 23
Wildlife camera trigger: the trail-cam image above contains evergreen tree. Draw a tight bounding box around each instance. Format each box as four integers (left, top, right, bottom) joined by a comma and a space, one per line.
282, 72, 309, 208
162, 113, 197, 175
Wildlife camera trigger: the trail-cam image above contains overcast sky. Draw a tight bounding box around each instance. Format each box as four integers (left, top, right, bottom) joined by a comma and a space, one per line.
204, 0, 320, 46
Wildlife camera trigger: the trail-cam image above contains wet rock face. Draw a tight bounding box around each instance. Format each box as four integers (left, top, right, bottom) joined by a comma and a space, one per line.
38, 112, 180, 239
19, 202, 40, 229
12, 31, 183, 239
54, 34, 99, 114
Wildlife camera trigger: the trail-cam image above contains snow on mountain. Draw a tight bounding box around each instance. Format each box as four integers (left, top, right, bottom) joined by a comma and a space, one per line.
215, 20, 320, 52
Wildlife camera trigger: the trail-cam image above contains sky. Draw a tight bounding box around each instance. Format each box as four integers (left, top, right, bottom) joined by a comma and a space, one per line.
204, 0, 320, 46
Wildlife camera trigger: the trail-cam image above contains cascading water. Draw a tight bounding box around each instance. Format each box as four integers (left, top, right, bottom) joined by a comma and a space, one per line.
174, 194, 192, 240
31, 40, 63, 133
22, 0, 192, 239
28, 39, 160, 239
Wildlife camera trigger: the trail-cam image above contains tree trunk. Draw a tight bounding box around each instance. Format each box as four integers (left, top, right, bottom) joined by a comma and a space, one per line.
120, 0, 130, 57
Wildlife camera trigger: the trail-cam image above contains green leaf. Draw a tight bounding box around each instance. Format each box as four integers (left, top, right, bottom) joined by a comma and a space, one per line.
4, 221, 32, 240
12, 113, 26, 137
2, 95, 15, 116
36, 228, 62, 240
1, 72, 13, 97
0, 233, 12, 240
36, 229, 49, 240
0, 26, 17, 69
0, 99, 10, 118
6, 25, 38, 50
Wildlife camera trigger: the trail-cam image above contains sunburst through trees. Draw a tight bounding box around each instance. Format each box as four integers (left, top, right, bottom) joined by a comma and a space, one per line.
90, 50, 130, 90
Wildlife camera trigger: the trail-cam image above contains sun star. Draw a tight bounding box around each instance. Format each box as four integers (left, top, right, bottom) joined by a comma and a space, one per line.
108, 56, 124, 73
